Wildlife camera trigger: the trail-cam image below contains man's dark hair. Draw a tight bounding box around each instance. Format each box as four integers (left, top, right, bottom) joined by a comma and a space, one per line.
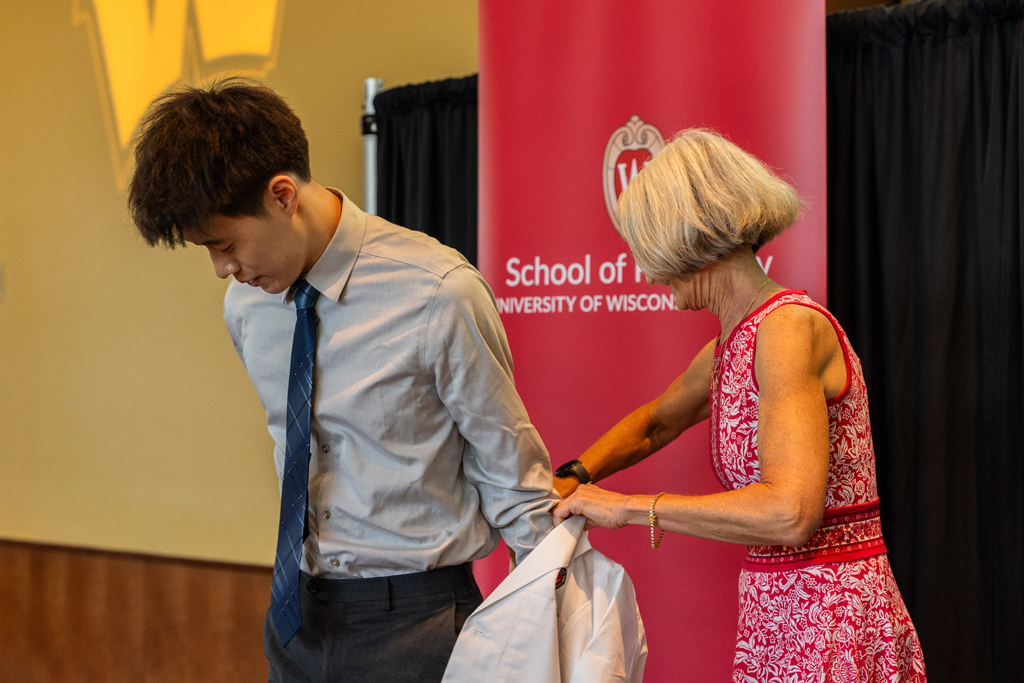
128, 78, 311, 247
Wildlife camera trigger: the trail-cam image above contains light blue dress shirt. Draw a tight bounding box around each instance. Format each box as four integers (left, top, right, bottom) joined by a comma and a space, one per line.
224, 191, 556, 578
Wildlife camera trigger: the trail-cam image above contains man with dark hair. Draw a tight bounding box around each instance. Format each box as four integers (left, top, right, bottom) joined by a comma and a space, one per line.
129, 79, 556, 683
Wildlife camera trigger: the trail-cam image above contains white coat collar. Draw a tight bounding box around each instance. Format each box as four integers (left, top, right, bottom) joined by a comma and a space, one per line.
477, 516, 590, 612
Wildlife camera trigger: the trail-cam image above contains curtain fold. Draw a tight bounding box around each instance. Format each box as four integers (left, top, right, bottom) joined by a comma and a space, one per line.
373, 75, 478, 265
827, 2, 1024, 681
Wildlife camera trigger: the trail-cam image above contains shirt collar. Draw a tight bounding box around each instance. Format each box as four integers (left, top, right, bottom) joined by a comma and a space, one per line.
285, 188, 365, 304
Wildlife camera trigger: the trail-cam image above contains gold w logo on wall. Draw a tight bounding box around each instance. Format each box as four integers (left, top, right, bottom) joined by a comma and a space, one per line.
74, 0, 285, 188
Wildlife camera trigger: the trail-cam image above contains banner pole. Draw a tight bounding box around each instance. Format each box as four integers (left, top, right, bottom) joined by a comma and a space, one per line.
361, 77, 384, 215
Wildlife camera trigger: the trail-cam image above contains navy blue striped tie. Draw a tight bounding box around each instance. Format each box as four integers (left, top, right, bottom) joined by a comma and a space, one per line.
271, 279, 320, 645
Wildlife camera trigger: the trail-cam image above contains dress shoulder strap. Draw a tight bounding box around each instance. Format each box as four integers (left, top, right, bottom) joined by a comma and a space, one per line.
754, 291, 857, 402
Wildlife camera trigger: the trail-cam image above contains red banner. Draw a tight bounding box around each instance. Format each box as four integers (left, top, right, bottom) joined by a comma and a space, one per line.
477, 2, 826, 678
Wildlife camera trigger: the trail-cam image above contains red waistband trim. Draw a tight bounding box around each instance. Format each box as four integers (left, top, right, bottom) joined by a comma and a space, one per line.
822, 497, 880, 522
742, 498, 887, 573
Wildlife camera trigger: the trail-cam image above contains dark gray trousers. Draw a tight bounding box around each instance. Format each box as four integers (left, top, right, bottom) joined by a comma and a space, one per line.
264, 564, 482, 683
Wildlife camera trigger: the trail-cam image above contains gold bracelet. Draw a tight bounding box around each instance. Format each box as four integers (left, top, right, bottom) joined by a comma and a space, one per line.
649, 492, 667, 549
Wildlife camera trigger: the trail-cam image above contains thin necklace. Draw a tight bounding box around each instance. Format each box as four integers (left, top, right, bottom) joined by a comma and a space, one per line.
718, 277, 771, 347
712, 276, 772, 397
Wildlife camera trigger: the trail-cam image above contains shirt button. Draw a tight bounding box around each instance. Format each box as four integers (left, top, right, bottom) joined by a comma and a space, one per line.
321, 443, 330, 453
324, 510, 331, 520
330, 558, 340, 568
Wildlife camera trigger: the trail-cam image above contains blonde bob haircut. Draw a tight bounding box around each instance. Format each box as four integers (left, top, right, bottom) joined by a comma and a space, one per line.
615, 128, 801, 283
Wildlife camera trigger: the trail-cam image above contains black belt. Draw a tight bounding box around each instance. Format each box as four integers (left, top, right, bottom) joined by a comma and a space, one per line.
301, 563, 477, 610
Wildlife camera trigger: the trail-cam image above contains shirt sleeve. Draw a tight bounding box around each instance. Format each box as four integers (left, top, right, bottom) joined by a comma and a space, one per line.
424, 263, 556, 563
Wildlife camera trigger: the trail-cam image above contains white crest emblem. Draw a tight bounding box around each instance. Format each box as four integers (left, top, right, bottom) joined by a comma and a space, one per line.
602, 115, 666, 225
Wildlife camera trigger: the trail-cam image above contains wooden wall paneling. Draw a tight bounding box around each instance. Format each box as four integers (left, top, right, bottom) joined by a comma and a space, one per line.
0, 541, 271, 683
53, 549, 147, 683
0, 542, 35, 682
143, 560, 271, 683
0, 542, 146, 683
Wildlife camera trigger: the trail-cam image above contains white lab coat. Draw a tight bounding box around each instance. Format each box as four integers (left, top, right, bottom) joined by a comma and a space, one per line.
443, 516, 647, 682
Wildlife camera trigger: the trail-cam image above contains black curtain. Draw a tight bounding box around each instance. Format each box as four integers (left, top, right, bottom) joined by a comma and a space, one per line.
827, 2, 1024, 681
373, 75, 478, 265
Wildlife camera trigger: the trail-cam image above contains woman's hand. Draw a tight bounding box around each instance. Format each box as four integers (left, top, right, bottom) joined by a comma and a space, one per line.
552, 484, 643, 529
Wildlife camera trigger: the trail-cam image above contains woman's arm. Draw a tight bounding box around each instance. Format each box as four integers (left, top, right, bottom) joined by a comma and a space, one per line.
553, 337, 717, 499
553, 305, 844, 547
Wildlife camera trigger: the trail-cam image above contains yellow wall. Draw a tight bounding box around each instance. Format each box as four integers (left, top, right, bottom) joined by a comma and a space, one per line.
0, 0, 478, 565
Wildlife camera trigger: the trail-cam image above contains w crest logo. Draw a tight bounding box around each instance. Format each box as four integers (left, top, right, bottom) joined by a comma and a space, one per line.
74, 0, 285, 187
602, 115, 665, 227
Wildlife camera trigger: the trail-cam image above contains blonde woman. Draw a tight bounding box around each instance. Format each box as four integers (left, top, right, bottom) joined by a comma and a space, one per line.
552, 130, 927, 681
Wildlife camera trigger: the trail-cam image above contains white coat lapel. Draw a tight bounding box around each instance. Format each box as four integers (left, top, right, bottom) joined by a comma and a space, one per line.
476, 515, 587, 612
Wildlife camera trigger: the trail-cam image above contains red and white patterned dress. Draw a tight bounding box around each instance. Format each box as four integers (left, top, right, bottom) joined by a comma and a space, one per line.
710, 290, 927, 683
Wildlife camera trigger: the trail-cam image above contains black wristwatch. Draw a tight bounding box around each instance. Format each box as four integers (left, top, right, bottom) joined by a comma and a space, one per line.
555, 459, 592, 485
